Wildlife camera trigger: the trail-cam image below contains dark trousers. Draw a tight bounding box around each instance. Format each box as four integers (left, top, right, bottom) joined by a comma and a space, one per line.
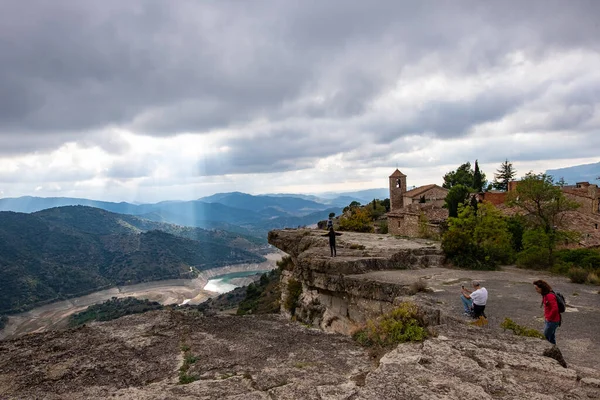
329, 244, 336, 257
472, 304, 486, 319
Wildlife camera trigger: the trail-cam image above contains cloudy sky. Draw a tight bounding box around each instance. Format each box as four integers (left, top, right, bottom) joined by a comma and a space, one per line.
1, 0, 599, 202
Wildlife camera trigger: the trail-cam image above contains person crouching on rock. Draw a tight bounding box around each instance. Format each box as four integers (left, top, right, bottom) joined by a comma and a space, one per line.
322, 227, 342, 257
533, 280, 561, 345
460, 280, 487, 318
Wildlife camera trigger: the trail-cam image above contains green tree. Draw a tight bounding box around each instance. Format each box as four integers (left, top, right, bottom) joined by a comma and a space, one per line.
368, 200, 387, 220
443, 162, 474, 189
492, 159, 517, 191
339, 207, 374, 232
343, 201, 361, 213
472, 160, 486, 193
381, 198, 390, 211
444, 184, 471, 218
508, 172, 580, 265
442, 202, 513, 269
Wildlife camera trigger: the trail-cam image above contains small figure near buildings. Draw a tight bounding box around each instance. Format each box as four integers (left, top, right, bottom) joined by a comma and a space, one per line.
322, 227, 342, 257
460, 280, 488, 318
533, 280, 561, 345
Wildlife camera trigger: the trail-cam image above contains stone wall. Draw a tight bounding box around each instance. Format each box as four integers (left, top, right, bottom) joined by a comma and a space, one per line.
479, 191, 506, 206
563, 185, 600, 215
404, 186, 448, 206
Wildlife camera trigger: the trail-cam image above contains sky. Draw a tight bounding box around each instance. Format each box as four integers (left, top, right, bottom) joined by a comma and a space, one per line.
1, 0, 599, 203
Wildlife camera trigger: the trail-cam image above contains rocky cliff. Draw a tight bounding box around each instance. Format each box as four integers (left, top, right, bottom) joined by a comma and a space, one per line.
0, 229, 599, 399
268, 229, 446, 334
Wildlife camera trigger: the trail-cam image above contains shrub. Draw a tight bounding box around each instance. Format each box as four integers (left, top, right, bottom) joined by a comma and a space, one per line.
516, 230, 552, 269
339, 207, 374, 233
587, 272, 600, 285
516, 246, 551, 270
276, 256, 294, 271
284, 279, 302, 316
500, 317, 544, 339
352, 302, 427, 347
568, 267, 588, 284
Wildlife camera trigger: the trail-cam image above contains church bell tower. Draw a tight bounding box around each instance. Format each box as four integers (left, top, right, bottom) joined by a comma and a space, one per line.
389, 169, 407, 211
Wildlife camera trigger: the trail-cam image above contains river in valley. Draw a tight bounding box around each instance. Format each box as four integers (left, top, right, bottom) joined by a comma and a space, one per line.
0, 252, 282, 340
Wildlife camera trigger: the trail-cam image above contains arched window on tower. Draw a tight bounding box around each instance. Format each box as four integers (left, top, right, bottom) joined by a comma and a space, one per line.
396, 178, 402, 189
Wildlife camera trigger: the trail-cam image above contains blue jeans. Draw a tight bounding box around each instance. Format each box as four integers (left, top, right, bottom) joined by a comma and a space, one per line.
544, 321, 560, 345
460, 295, 472, 313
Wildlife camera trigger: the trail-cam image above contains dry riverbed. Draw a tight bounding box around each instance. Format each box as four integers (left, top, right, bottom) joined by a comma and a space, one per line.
0, 253, 282, 339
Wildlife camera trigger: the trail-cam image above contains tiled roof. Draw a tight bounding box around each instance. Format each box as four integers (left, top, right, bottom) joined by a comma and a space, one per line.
562, 188, 594, 199
389, 169, 406, 177
403, 184, 447, 198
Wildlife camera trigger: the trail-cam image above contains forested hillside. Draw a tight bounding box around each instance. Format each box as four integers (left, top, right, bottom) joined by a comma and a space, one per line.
0, 208, 265, 313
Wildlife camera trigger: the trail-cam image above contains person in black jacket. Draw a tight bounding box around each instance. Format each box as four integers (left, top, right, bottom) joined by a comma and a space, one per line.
322, 227, 342, 257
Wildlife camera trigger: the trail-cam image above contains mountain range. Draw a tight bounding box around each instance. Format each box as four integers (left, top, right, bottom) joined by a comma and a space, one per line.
0, 189, 390, 237
546, 161, 600, 185
0, 206, 266, 314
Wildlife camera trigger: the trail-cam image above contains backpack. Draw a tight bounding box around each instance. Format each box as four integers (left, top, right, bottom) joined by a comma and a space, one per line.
552, 291, 566, 313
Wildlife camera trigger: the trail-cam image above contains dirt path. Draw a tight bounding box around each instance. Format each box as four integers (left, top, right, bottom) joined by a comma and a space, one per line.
354, 266, 600, 370
0, 253, 282, 339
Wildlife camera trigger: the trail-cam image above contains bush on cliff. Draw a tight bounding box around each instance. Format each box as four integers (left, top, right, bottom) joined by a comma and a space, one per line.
284, 279, 303, 316
236, 268, 282, 315
352, 302, 427, 347
68, 297, 163, 327
500, 317, 544, 339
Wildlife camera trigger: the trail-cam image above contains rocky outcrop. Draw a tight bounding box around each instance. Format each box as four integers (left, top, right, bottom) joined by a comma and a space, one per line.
269, 229, 446, 334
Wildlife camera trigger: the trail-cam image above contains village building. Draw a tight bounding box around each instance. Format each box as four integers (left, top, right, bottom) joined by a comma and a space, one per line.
386, 167, 600, 247
386, 169, 449, 238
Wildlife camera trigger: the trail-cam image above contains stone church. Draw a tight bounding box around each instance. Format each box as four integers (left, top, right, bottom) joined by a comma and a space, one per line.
386, 169, 449, 237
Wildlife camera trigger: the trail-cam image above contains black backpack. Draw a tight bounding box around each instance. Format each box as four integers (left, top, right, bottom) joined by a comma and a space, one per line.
552, 291, 566, 313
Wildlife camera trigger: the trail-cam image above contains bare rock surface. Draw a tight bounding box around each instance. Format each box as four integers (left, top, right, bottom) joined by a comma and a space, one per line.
1, 308, 599, 399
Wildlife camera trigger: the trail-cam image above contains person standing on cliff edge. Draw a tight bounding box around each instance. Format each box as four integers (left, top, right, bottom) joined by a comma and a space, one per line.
322, 227, 342, 257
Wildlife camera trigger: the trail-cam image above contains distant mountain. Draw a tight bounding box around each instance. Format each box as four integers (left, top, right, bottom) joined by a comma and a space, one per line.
198, 192, 330, 215
0, 206, 265, 313
251, 207, 343, 234
0, 191, 381, 238
265, 188, 389, 207
316, 188, 389, 204
0, 196, 141, 214
34, 206, 266, 250
546, 162, 600, 185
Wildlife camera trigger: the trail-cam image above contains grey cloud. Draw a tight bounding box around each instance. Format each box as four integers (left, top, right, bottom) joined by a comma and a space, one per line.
195, 127, 358, 176
0, 164, 96, 183
104, 159, 157, 179
1, 0, 599, 171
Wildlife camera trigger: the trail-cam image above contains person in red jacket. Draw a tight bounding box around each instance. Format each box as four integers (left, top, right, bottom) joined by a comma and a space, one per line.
533, 280, 561, 345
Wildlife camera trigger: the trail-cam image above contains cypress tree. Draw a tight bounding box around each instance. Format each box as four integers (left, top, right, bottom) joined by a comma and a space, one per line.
473, 160, 484, 192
